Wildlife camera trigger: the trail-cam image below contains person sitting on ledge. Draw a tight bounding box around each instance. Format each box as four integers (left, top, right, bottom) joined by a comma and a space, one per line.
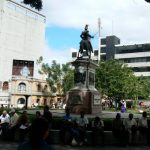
59, 108, 79, 145
112, 113, 128, 146
123, 113, 137, 145
17, 117, 54, 150
138, 111, 150, 144
91, 116, 104, 146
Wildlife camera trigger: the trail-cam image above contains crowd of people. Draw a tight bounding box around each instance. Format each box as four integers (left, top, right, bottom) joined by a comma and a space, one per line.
0, 106, 53, 150
0, 107, 150, 148
112, 112, 150, 146
60, 110, 150, 146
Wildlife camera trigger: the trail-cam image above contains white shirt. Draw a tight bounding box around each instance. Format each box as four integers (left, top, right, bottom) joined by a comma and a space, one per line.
0, 114, 10, 124
77, 117, 89, 127
123, 118, 137, 130
10, 113, 19, 127
138, 117, 148, 128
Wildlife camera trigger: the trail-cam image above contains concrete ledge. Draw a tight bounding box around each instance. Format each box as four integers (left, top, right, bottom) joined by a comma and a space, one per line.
49, 130, 119, 145
49, 130, 147, 145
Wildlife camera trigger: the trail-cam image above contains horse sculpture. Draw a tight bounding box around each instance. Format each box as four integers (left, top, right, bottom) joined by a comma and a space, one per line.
78, 25, 94, 59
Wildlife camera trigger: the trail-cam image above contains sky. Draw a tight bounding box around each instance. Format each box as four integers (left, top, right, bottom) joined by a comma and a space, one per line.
18, 0, 150, 64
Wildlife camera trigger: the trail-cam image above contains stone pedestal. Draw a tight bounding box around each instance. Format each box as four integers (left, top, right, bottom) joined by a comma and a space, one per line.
66, 58, 101, 114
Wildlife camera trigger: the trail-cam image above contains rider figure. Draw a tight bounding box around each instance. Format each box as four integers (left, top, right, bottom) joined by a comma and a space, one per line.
80, 25, 93, 41
78, 25, 94, 58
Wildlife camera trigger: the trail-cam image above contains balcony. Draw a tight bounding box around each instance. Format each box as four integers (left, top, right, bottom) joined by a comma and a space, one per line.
11, 89, 50, 96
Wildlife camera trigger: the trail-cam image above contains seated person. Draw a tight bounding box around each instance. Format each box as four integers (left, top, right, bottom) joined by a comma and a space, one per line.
91, 116, 104, 146
0, 110, 10, 139
123, 113, 137, 145
76, 111, 89, 145
8, 109, 19, 141
112, 113, 128, 146
17, 117, 54, 150
138, 111, 150, 144
59, 108, 79, 145
17, 111, 29, 143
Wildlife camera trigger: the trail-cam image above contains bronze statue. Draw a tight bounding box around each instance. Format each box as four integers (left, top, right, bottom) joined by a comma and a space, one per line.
78, 25, 94, 59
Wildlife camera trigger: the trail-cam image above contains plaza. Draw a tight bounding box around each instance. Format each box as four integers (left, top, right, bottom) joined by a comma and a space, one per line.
0, 141, 150, 150
0, 0, 150, 149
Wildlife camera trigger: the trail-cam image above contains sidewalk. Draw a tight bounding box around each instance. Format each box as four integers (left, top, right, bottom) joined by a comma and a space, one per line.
0, 141, 150, 150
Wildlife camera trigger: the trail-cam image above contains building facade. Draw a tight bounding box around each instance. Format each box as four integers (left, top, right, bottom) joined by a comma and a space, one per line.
11, 77, 51, 108
97, 35, 150, 77
0, 0, 46, 107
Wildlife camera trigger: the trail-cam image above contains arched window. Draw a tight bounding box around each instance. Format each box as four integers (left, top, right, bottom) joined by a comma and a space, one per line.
44, 99, 47, 105
36, 98, 40, 103
17, 98, 25, 104
44, 85, 48, 90
43, 85, 48, 92
37, 84, 41, 92
18, 82, 26, 92
2, 81, 9, 91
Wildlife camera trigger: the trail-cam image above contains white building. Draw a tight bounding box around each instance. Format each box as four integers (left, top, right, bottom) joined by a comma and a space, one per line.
0, 0, 46, 107
0, 0, 45, 81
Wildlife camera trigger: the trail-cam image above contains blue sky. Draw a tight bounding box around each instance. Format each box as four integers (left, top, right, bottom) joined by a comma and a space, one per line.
45, 26, 81, 50
45, 26, 99, 51
17, 0, 150, 64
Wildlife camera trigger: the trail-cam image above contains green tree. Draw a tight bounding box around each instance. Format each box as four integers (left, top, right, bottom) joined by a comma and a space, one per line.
96, 60, 138, 108
38, 59, 74, 96
23, 0, 42, 11
136, 77, 150, 99
62, 63, 74, 94
145, 0, 150, 3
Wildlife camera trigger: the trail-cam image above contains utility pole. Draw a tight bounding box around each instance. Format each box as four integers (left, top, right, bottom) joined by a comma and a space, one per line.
98, 18, 101, 63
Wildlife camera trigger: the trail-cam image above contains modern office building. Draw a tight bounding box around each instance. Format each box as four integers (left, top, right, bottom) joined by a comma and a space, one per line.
0, 0, 46, 107
71, 35, 150, 77
97, 35, 150, 77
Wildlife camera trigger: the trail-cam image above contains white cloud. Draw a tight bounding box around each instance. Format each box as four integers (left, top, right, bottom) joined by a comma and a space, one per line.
43, 41, 73, 65
15, 0, 150, 64
42, 0, 150, 44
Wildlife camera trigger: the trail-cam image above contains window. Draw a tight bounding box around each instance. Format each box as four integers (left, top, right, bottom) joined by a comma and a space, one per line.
72, 52, 77, 58
94, 50, 98, 56
17, 98, 25, 104
18, 82, 26, 92
2, 81, 9, 91
44, 85, 48, 90
37, 84, 41, 92
36, 99, 40, 103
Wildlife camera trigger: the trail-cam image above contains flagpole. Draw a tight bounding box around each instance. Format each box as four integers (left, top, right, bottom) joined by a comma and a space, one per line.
98, 18, 101, 63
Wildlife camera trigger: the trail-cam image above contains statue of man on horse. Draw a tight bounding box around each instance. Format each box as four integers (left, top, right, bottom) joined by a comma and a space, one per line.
78, 25, 94, 59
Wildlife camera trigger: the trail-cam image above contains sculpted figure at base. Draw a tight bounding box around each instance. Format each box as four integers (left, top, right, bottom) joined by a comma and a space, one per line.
78, 25, 94, 59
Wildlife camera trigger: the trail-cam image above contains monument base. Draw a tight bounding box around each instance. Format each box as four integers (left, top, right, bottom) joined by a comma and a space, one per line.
66, 58, 101, 114
66, 89, 101, 114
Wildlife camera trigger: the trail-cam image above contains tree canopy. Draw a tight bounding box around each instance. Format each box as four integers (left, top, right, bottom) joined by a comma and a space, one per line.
145, 0, 150, 3
23, 0, 43, 11
22, 0, 149, 11
96, 59, 150, 107
37, 58, 74, 96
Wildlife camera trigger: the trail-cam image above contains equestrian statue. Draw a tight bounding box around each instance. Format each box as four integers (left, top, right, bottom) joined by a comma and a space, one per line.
78, 25, 94, 59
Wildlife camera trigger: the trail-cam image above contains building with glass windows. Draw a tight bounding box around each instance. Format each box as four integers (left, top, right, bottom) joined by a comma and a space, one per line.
96, 35, 150, 77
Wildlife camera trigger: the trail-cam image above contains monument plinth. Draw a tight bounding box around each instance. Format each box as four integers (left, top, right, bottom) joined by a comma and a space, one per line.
66, 58, 101, 114
66, 25, 101, 114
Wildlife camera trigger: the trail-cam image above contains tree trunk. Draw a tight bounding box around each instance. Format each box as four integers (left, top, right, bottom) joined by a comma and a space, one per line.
133, 96, 138, 110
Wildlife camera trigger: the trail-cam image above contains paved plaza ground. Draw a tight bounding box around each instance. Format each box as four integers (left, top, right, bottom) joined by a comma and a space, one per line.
0, 141, 150, 150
